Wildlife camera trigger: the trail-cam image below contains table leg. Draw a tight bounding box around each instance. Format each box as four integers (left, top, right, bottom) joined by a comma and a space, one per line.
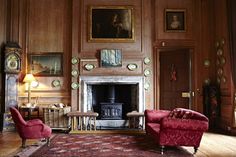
89, 117, 91, 131
94, 117, 96, 131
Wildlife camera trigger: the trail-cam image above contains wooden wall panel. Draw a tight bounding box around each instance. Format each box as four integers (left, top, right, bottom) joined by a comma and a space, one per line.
17, 0, 72, 106
214, 0, 234, 131
153, 0, 215, 112
0, 0, 7, 114
28, 0, 65, 52
0, 0, 7, 45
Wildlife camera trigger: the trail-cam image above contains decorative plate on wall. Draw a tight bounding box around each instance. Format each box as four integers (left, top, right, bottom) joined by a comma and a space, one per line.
71, 69, 79, 77
52, 80, 61, 87
144, 57, 151, 65
144, 69, 151, 77
217, 77, 221, 84
84, 64, 95, 71
203, 59, 210, 67
221, 76, 227, 83
71, 57, 79, 65
127, 63, 138, 71
215, 41, 220, 48
217, 68, 223, 76
144, 82, 150, 90
220, 56, 226, 65
217, 48, 223, 56
204, 78, 210, 85
71, 82, 79, 89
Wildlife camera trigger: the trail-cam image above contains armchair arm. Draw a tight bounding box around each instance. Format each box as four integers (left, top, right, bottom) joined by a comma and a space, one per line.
26, 119, 47, 132
26, 119, 43, 126
161, 118, 209, 131
145, 110, 170, 123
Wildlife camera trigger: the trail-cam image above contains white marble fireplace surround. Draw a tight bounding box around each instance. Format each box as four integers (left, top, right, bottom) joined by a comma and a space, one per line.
79, 76, 145, 128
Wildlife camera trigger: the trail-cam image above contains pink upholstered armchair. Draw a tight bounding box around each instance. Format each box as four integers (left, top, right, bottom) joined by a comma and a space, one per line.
145, 108, 209, 154
10, 107, 52, 147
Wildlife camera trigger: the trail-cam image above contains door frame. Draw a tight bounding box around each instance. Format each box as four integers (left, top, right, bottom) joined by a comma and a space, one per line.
153, 47, 195, 110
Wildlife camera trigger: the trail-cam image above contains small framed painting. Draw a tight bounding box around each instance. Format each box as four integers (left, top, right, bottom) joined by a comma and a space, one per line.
88, 6, 134, 42
100, 49, 122, 67
28, 53, 63, 76
165, 9, 186, 32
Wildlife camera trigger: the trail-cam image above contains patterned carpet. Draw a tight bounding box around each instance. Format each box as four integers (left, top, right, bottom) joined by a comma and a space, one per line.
30, 134, 194, 157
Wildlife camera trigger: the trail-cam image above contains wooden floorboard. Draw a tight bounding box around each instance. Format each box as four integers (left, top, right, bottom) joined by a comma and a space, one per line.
0, 131, 236, 157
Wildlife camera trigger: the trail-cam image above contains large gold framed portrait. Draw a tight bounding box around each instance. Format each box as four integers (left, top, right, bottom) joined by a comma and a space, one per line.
88, 6, 135, 42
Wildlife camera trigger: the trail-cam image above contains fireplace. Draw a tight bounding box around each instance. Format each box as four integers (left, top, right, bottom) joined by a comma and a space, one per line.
79, 76, 145, 128
100, 103, 123, 119
100, 85, 123, 120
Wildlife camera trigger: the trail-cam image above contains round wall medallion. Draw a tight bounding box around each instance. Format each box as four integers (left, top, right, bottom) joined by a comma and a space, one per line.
220, 56, 226, 65
71, 69, 79, 77
52, 80, 61, 87
204, 78, 210, 85
221, 76, 227, 83
127, 63, 138, 71
144, 82, 150, 90
84, 64, 95, 71
71, 57, 79, 65
217, 68, 223, 76
217, 48, 223, 56
220, 38, 225, 46
71, 82, 79, 89
215, 41, 220, 48
217, 77, 221, 84
203, 59, 210, 67
144, 69, 151, 77
144, 57, 151, 65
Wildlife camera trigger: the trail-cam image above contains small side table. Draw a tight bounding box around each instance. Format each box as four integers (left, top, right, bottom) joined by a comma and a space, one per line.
19, 106, 40, 120
126, 111, 145, 130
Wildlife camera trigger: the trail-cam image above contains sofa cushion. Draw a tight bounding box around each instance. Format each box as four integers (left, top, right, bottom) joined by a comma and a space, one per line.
146, 123, 161, 135
168, 108, 185, 118
169, 108, 208, 121
145, 110, 170, 123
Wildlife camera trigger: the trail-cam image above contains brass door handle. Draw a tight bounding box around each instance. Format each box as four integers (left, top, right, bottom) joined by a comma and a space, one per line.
181, 92, 190, 98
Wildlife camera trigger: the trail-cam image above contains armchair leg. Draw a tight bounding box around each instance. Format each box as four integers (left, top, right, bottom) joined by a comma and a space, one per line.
194, 147, 198, 154
22, 139, 26, 148
160, 145, 165, 154
46, 137, 50, 146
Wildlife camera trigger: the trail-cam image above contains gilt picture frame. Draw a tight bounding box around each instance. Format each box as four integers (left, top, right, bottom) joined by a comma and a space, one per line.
88, 6, 134, 42
28, 53, 63, 76
165, 9, 186, 32
100, 49, 122, 67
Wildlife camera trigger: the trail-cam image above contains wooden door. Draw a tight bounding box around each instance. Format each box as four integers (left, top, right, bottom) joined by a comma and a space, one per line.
159, 49, 191, 110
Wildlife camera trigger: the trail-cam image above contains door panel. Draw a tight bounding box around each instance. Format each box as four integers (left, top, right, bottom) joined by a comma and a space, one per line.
160, 49, 191, 110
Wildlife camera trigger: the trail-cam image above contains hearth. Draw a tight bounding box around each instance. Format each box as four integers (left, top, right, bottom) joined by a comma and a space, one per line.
79, 76, 145, 128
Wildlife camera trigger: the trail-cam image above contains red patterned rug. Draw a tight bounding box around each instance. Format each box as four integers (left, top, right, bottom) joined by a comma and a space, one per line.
30, 134, 193, 157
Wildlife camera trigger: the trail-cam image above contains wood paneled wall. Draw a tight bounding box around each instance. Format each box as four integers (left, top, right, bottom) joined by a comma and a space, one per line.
152, 0, 215, 112
2, 0, 235, 131
14, 0, 72, 106
214, 0, 235, 131
0, 0, 7, 114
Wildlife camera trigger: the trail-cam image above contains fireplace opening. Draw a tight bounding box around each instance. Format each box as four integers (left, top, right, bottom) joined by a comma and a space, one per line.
90, 84, 136, 120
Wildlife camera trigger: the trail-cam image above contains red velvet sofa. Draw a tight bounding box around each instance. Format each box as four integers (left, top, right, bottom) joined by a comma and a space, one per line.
145, 108, 209, 154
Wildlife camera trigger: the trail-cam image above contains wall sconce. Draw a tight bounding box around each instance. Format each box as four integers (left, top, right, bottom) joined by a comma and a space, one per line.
23, 73, 36, 103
